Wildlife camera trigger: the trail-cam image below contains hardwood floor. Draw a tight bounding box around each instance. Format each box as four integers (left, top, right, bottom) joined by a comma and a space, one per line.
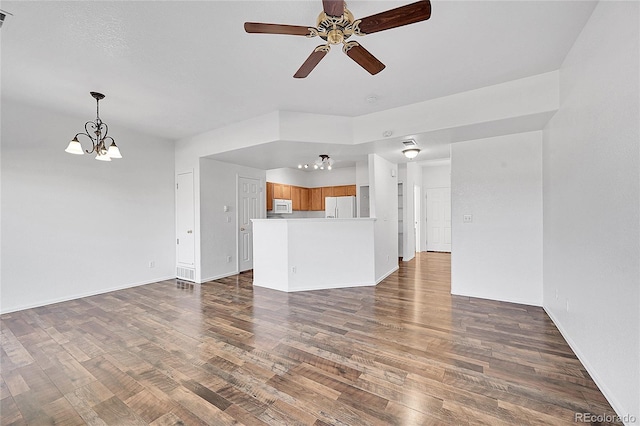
1, 252, 620, 425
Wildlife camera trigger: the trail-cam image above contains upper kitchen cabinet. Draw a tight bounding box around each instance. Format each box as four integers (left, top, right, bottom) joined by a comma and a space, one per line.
291, 186, 309, 211
267, 182, 356, 211
310, 188, 322, 211
332, 185, 356, 197
266, 182, 274, 211
300, 187, 310, 211
273, 183, 291, 200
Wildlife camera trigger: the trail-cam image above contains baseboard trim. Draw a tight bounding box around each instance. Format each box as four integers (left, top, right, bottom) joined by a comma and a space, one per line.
0, 276, 175, 314
199, 271, 240, 283
544, 307, 636, 425
375, 265, 399, 285
450, 289, 542, 307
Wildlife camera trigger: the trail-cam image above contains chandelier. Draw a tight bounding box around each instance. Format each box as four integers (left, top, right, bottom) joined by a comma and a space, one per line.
65, 92, 122, 161
298, 154, 335, 170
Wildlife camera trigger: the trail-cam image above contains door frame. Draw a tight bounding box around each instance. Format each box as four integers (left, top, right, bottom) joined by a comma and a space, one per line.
236, 175, 264, 273
176, 170, 196, 280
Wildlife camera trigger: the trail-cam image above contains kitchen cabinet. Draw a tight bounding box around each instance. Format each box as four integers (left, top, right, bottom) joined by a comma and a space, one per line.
300, 188, 310, 211
267, 183, 356, 211
321, 187, 334, 210
291, 186, 302, 211
266, 182, 274, 211
332, 186, 347, 196
273, 183, 291, 200
310, 188, 322, 211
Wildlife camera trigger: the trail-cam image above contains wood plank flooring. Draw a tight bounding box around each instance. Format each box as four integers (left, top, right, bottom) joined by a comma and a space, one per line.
1, 252, 621, 425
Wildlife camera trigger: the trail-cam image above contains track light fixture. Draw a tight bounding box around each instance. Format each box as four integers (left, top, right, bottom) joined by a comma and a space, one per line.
298, 154, 335, 170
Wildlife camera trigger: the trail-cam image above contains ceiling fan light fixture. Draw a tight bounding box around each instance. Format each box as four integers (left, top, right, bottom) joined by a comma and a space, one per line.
403, 148, 420, 159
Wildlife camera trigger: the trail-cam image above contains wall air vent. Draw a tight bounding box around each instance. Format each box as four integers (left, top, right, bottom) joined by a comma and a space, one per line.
402, 139, 417, 147
176, 267, 195, 282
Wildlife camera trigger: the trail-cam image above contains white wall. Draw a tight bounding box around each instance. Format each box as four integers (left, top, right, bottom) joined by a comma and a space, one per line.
542, 2, 639, 422
423, 162, 451, 189
305, 166, 356, 188
199, 158, 265, 282
422, 161, 451, 252
451, 131, 543, 306
355, 160, 369, 217
253, 218, 376, 292
266, 166, 356, 189
266, 167, 309, 187
1, 100, 176, 313
368, 154, 399, 282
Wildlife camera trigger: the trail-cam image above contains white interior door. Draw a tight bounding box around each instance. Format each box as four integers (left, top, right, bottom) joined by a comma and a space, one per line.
238, 177, 260, 272
177, 172, 195, 266
426, 187, 452, 252
414, 185, 421, 252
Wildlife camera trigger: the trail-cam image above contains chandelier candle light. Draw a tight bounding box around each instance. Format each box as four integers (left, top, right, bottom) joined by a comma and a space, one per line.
65, 92, 122, 161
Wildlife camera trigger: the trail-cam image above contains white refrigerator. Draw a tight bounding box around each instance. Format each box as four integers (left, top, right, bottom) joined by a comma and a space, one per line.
325, 196, 356, 218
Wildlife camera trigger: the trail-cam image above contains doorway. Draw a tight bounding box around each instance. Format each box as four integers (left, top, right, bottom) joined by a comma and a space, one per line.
238, 176, 260, 272
176, 172, 195, 281
425, 187, 452, 252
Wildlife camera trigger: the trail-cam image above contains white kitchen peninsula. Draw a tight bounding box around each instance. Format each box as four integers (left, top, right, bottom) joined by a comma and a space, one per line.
252, 218, 376, 292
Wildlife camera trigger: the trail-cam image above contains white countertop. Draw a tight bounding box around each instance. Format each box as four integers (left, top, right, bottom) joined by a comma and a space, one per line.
252, 217, 376, 222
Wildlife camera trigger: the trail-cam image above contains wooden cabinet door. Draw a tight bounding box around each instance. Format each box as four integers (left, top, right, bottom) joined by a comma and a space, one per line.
274, 183, 291, 200
333, 185, 348, 196
291, 186, 302, 210
321, 187, 334, 210
310, 188, 322, 211
346, 185, 356, 196
266, 182, 274, 211
300, 188, 310, 211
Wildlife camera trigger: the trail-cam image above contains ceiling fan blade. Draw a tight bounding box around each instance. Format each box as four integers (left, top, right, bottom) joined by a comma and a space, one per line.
357, 0, 431, 35
322, 0, 344, 17
294, 46, 330, 78
344, 42, 385, 75
244, 22, 313, 36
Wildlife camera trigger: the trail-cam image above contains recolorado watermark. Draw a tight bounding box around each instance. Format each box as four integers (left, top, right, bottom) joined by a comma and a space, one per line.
575, 412, 636, 423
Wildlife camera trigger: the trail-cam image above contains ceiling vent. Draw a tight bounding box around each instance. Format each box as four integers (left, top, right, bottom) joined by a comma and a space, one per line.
402, 139, 417, 147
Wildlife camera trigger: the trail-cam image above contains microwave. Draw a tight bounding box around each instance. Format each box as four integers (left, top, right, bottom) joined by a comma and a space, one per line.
273, 199, 292, 214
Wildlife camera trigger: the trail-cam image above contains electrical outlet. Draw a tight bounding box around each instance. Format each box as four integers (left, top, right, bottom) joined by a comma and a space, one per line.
148, 261, 155, 268
463, 214, 473, 223
292, 266, 297, 273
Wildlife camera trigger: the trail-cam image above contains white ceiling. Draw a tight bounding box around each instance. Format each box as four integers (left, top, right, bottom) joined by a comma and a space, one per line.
1, 0, 597, 168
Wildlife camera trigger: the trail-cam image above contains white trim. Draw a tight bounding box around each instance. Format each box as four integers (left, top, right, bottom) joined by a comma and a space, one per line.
450, 289, 542, 308
0, 276, 175, 314
376, 265, 399, 285
544, 308, 632, 425
253, 281, 376, 293
199, 271, 240, 284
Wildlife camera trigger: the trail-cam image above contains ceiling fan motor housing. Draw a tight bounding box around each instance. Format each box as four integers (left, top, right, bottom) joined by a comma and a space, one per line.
315, 8, 357, 44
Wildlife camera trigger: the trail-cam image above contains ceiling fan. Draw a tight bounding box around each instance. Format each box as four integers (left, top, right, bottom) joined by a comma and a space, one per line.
244, 0, 431, 78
